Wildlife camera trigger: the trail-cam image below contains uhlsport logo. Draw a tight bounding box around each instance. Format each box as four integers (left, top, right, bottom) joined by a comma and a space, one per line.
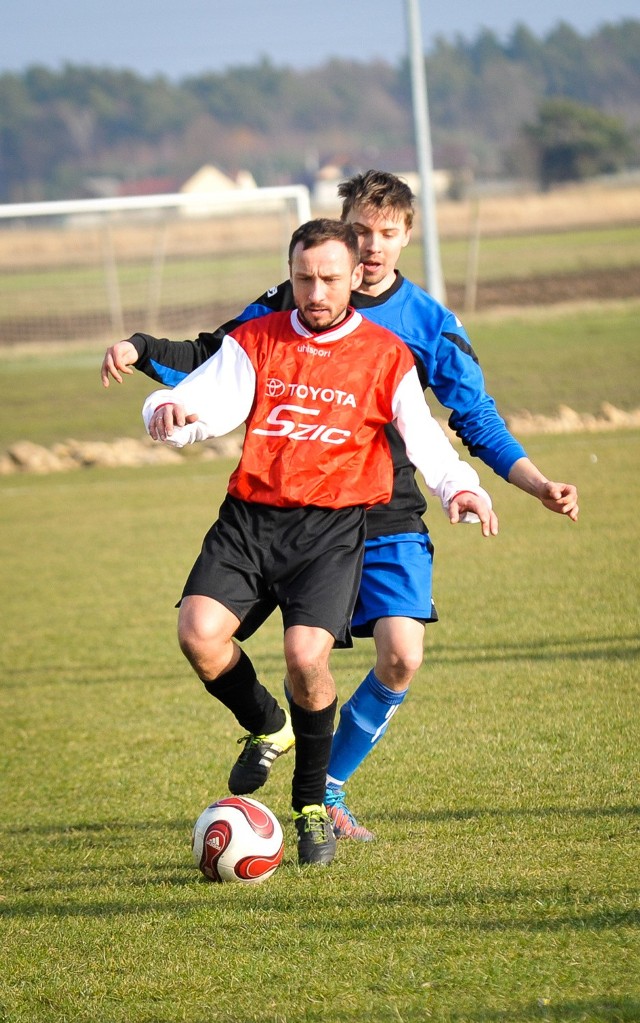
297, 342, 331, 358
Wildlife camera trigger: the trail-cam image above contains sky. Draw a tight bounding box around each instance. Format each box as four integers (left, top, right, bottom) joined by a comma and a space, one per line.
1, 0, 638, 79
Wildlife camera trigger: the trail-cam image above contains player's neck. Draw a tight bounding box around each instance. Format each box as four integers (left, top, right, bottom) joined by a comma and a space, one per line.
356, 269, 398, 298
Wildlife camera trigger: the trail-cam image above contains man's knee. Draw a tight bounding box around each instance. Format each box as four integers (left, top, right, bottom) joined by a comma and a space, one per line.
285, 646, 327, 683
284, 626, 335, 709
384, 644, 423, 678
374, 618, 425, 686
285, 626, 332, 679
177, 596, 237, 676
178, 607, 211, 656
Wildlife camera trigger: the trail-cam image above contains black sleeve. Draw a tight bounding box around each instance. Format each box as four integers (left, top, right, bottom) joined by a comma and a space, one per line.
130, 280, 294, 385
131, 330, 224, 384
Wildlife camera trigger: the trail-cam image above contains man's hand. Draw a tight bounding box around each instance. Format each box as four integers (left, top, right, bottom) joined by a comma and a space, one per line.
448, 491, 499, 538
536, 480, 579, 521
149, 403, 197, 441
507, 458, 579, 522
101, 340, 138, 387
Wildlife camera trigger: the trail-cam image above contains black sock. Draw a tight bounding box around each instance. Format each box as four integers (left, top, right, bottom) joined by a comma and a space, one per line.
202, 649, 285, 735
289, 698, 337, 813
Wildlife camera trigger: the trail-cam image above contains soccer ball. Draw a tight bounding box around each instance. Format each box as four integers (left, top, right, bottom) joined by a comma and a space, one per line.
191, 796, 284, 884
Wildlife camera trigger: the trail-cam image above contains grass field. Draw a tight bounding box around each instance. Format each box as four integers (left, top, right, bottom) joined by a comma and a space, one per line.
1, 300, 639, 456
1, 292, 640, 1020
420, 224, 640, 285
1, 423, 638, 1022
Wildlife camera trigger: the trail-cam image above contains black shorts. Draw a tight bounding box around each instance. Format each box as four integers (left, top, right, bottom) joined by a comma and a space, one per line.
180, 494, 366, 646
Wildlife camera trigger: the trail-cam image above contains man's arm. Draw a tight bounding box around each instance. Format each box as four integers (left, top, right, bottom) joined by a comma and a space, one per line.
392, 366, 498, 537
416, 308, 578, 520
420, 313, 526, 479
142, 335, 256, 446
507, 457, 579, 520
101, 331, 224, 388
101, 280, 294, 387
101, 338, 138, 386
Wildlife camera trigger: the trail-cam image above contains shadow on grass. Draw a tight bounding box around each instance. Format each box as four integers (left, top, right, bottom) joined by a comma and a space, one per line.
384, 804, 640, 825
0, 665, 184, 687
3, 884, 638, 934
458, 906, 640, 933
288, 631, 639, 667
0, 817, 195, 839
3, 634, 636, 693
1, 814, 638, 936
427, 632, 640, 665
450, 997, 640, 1022
3, 803, 639, 845
0, 815, 309, 918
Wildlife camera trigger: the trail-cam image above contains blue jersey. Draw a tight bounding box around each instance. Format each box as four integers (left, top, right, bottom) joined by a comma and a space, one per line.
132, 272, 525, 537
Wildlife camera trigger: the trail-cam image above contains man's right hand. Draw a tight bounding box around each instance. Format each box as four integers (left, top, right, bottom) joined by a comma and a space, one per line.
149, 403, 198, 442
101, 340, 139, 387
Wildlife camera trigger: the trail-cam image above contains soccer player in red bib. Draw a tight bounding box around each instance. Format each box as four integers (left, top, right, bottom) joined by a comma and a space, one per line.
142, 219, 497, 866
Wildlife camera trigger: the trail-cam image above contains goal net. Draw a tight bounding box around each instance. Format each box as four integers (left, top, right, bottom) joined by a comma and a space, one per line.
0, 186, 311, 348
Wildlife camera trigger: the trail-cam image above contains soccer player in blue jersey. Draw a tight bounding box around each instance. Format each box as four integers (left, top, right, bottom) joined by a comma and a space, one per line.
101, 170, 579, 841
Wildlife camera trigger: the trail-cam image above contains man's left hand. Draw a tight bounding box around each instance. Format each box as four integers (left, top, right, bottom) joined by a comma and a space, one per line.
449, 492, 499, 537
537, 481, 579, 521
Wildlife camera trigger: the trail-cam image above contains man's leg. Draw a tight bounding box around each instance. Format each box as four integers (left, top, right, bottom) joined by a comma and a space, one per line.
284, 625, 338, 866
324, 532, 435, 840
178, 595, 294, 793
325, 615, 425, 840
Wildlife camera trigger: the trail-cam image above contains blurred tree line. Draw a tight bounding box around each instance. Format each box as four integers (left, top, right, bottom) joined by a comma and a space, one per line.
0, 19, 638, 202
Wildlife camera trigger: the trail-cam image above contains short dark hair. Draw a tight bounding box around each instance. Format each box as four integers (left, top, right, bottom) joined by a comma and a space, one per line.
338, 170, 415, 229
288, 218, 360, 267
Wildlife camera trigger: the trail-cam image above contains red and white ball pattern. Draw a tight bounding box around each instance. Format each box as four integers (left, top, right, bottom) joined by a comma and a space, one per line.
191, 796, 284, 884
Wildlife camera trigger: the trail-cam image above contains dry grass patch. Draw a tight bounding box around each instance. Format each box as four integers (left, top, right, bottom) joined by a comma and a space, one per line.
431, 180, 640, 238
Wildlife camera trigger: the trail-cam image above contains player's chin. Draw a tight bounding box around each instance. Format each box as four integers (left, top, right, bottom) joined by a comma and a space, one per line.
362, 265, 386, 283
302, 310, 332, 329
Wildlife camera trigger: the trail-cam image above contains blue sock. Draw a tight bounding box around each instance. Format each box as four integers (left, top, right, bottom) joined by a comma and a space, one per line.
326, 670, 408, 788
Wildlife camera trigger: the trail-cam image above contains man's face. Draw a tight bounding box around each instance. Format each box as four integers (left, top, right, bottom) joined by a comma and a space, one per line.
344, 203, 411, 296
290, 239, 364, 331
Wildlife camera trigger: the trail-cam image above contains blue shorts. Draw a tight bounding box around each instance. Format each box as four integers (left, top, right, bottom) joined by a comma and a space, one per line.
351, 532, 438, 638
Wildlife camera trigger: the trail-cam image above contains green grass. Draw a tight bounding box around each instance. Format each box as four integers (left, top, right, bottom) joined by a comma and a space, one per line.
1, 301, 638, 453
399, 224, 640, 286
464, 302, 640, 418
0, 253, 285, 320
1, 427, 639, 1022
0, 347, 153, 448
439, 225, 640, 283
1, 298, 639, 1021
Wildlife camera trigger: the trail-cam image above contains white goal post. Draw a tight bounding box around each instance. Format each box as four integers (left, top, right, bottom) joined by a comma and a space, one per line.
0, 186, 311, 347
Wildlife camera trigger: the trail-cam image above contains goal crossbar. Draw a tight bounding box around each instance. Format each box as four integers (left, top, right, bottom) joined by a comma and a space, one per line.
0, 185, 312, 222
